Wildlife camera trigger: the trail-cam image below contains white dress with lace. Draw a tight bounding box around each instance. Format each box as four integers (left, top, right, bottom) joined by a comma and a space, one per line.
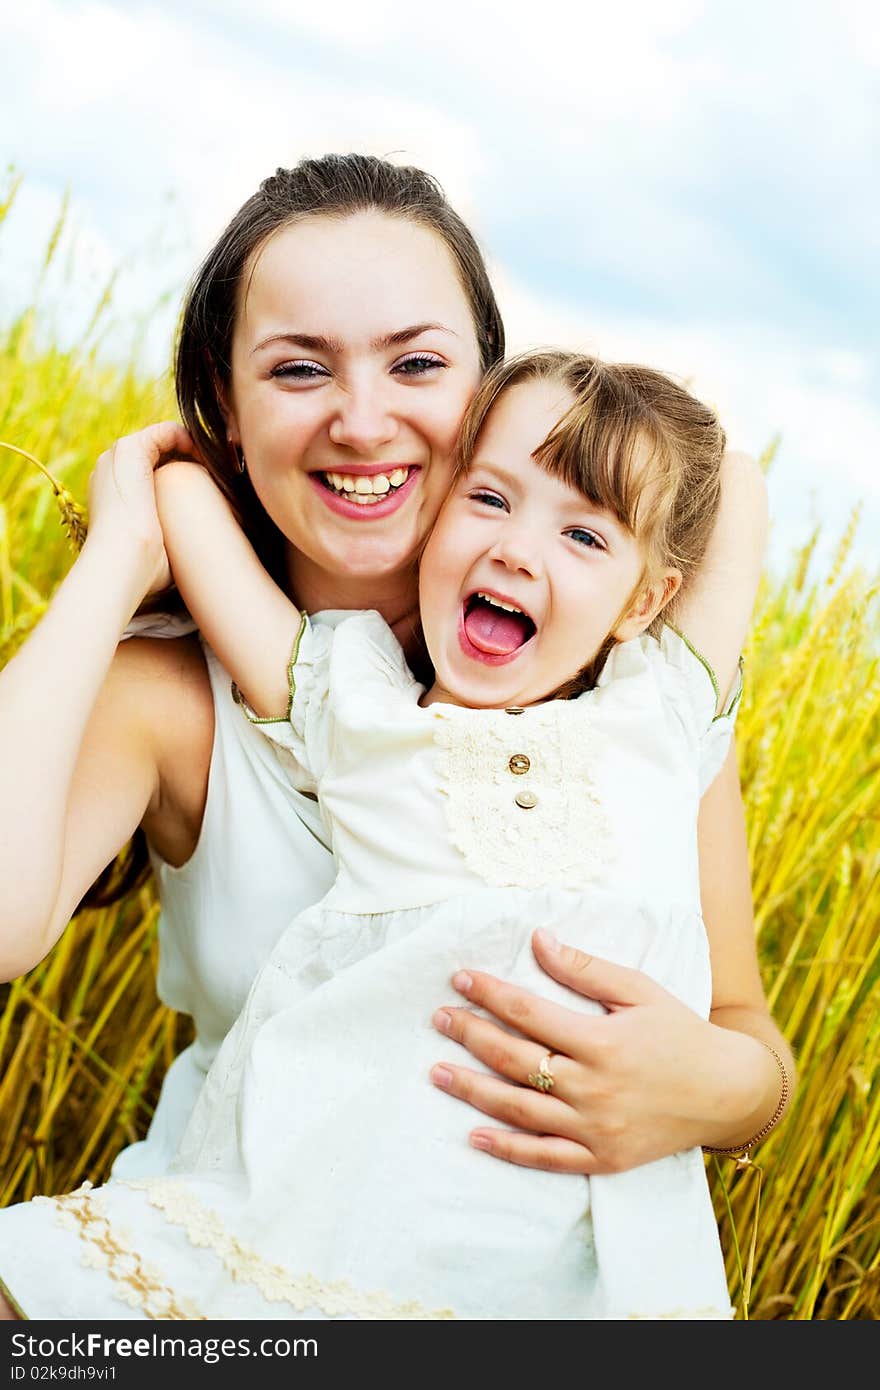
0, 611, 742, 1321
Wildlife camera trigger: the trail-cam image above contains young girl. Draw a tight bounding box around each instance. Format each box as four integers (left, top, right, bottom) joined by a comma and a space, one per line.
11, 351, 772, 1321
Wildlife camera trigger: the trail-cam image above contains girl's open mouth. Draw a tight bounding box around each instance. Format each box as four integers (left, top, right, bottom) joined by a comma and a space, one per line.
458, 591, 537, 666
309, 466, 420, 519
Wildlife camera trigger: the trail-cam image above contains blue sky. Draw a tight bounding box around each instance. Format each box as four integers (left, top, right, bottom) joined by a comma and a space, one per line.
2, 0, 877, 576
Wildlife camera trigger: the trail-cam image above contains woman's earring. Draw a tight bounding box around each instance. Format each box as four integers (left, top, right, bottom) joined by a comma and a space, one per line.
227, 434, 247, 475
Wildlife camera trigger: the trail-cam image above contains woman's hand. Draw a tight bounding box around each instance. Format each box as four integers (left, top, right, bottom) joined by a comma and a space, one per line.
85, 421, 197, 599
430, 929, 776, 1175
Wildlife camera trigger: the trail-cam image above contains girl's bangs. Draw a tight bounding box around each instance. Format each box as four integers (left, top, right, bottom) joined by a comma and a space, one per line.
532, 396, 675, 540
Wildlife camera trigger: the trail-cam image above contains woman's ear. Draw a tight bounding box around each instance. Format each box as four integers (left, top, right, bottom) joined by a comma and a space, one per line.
212, 365, 241, 446
613, 568, 682, 642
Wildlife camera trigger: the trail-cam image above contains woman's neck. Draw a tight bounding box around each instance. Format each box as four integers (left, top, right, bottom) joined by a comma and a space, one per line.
286, 549, 424, 665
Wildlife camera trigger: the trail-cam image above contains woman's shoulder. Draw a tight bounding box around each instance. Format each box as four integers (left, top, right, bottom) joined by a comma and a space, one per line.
120, 635, 214, 861
109, 631, 211, 730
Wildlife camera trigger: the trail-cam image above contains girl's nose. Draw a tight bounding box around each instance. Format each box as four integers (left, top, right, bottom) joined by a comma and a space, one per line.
328, 384, 399, 453
488, 525, 542, 578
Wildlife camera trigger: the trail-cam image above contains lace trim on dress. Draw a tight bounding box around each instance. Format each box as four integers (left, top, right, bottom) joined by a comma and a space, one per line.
127, 1179, 457, 1320
433, 700, 612, 889
40, 1184, 205, 1320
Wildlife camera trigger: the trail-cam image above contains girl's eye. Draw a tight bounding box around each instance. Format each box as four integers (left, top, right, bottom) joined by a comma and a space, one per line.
470, 489, 508, 510
392, 353, 447, 377
270, 360, 331, 381
566, 528, 605, 551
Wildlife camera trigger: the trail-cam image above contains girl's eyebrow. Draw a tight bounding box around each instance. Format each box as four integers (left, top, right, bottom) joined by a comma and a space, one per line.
471, 460, 626, 536
469, 460, 523, 493
251, 323, 457, 356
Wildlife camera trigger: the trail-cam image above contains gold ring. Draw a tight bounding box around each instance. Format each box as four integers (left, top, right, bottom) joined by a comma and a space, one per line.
527, 1053, 555, 1093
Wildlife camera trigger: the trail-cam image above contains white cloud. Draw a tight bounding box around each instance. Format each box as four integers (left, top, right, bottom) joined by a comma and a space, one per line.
1, 0, 876, 577
495, 262, 880, 572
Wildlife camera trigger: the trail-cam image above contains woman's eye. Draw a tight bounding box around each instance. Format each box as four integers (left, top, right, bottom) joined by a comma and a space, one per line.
471, 490, 507, 510
566, 528, 605, 551
270, 360, 330, 381
392, 353, 446, 377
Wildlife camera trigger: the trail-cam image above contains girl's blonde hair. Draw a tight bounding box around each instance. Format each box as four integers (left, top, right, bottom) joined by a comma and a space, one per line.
455, 350, 727, 692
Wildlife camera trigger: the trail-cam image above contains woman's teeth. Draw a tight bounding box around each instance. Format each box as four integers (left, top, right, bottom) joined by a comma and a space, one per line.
322, 468, 410, 503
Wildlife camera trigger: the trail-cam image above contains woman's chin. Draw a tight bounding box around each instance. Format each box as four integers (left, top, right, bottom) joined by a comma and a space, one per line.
289, 528, 423, 589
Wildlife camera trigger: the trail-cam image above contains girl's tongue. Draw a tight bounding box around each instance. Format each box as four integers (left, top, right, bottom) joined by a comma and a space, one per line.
463, 596, 534, 656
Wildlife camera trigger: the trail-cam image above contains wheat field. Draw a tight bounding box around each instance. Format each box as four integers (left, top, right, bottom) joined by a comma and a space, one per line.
0, 186, 877, 1320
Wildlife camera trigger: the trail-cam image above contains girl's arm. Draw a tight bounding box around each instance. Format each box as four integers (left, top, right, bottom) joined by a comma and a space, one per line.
668, 448, 769, 713
154, 464, 302, 719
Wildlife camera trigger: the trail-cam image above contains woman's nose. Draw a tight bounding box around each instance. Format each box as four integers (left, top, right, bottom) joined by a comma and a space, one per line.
328, 384, 399, 453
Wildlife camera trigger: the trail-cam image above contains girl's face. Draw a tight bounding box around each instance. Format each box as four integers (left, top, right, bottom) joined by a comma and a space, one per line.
419, 379, 674, 709
224, 211, 483, 586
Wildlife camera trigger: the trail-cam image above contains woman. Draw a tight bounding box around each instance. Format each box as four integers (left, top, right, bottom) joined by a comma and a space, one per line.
0, 154, 792, 1318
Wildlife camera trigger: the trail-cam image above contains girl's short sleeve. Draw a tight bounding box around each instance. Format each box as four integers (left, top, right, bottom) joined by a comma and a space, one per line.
656, 625, 744, 794
696, 657, 744, 794
598, 626, 744, 796
232, 614, 334, 795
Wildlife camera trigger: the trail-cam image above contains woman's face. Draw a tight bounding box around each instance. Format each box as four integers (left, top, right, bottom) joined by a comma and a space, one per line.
224, 211, 483, 584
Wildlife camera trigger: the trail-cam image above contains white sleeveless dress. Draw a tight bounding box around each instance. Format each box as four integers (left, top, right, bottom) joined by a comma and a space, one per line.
0, 613, 742, 1321
111, 634, 336, 1180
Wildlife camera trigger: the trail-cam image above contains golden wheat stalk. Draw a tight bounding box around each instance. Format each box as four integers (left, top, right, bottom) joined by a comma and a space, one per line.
0, 440, 87, 551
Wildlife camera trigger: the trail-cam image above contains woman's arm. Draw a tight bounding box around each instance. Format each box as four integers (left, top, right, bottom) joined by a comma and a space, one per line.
0, 424, 205, 978
670, 448, 769, 711
699, 741, 796, 1139
430, 913, 793, 1173
429, 771, 795, 1174
154, 464, 302, 720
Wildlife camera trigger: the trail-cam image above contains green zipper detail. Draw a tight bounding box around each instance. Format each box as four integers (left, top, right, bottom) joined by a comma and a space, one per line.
664, 623, 745, 722
232, 611, 308, 725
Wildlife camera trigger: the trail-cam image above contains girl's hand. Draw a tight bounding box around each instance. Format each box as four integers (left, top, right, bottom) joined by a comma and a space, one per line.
84, 422, 198, 598
430, 929, 770, 1175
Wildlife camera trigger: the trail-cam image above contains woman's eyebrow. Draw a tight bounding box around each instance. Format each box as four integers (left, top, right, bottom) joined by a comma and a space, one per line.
252, 332, 344, 356
252, 323, 456, 356
373, 323, 458, 349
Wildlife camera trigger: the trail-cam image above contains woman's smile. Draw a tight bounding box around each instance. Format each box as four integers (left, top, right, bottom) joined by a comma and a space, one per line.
308, 463, 422, 519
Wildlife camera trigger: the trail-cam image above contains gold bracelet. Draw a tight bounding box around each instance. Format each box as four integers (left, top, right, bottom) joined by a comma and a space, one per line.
703, 1042, 791, 1163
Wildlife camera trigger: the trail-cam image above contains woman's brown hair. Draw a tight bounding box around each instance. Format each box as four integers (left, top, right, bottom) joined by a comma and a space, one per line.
82, 154, 505, 910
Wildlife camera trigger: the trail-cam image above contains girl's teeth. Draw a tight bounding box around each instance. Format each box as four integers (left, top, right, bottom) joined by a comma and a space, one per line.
389, 468, 408, 487
476, 591, 524, 615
